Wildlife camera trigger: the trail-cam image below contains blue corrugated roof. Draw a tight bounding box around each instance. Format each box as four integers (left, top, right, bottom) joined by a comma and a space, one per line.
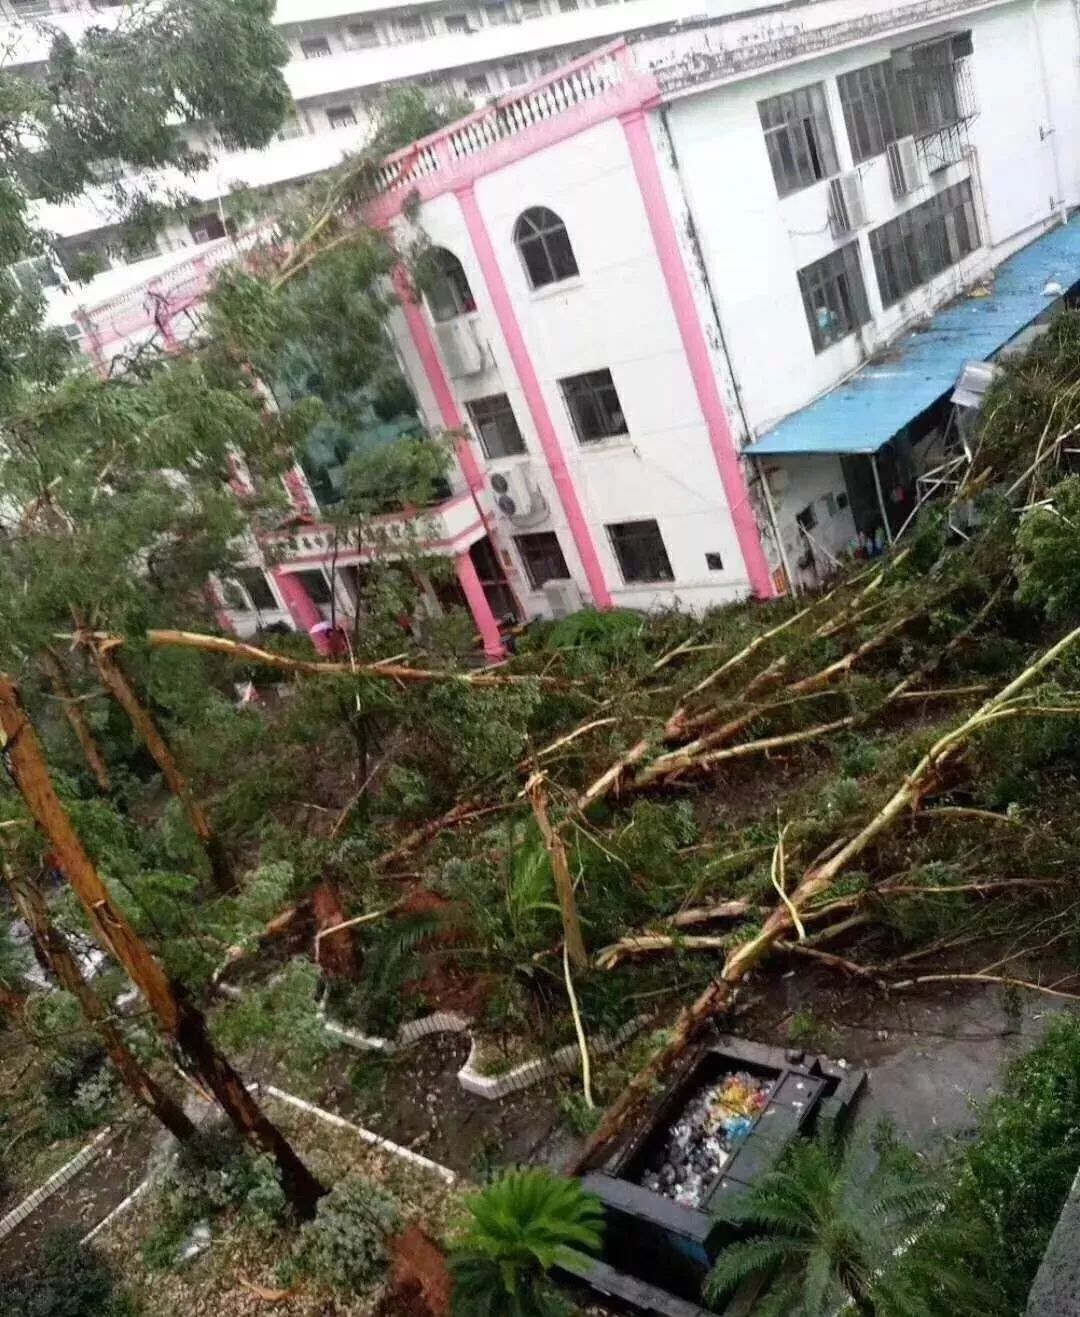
750, 217, 1080, 457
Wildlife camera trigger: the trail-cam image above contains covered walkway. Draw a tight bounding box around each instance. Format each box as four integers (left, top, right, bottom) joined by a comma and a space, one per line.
751, 217, 1080, 460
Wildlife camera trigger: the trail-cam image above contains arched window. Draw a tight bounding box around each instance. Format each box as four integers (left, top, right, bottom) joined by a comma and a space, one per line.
424, 247, 476, 322
513, 207, 579, 289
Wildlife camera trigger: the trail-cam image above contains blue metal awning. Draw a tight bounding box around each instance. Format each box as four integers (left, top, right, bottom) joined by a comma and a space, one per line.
750, 217, 1080, 457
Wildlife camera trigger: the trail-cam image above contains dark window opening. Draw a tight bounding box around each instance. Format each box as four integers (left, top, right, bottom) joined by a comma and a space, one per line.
513, 206, 579, 289
515, 531, 571, 590
294, 569, 333, 606
300, 36, 332, 58
560, 369, 627, 444
466, 394, 526, 459
797, 242, 871, 353
607, 520, 674, 584
758, 83, 838, 196
423, 247, 476, 322
236, 569, 277, 611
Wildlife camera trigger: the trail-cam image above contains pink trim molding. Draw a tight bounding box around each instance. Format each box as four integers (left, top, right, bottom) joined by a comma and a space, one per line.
619, 109, 774, 600
455, 184, 613, 610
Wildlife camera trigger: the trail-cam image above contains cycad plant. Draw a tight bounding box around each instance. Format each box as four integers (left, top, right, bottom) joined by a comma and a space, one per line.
705, 1124, 949, 1317
450, 1168, 604, 1317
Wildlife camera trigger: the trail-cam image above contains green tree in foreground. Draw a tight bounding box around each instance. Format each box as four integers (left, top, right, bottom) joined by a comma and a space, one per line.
451, 1169, 603, 1317
705, 1124, 962, 1317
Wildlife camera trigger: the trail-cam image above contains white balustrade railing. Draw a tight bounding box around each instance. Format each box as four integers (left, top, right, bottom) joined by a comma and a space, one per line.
373, 41, 628, 196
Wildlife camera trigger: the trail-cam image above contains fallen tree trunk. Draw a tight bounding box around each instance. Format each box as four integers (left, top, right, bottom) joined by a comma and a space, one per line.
82, 630, 572, 689
2, 861, 196, 1142
312, 881, 359, 980
0, 675, 326, 1219
569, 622, 1080, 1174
527, 773, 588, 970
84, 637, 232, 892
41, 647, 110, 793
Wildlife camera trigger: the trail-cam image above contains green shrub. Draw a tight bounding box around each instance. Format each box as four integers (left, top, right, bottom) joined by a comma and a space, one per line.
143, 1128, 287, 1267
292, 1175, 401, 1291
0, 1228, 135, 1316
900, 1012, 1080, 1315
450, 1169, 603, 1316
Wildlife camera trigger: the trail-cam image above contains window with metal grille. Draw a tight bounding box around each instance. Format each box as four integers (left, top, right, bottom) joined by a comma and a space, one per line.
607, 520, 674, 584
560, 369, 627, 444
300, 36, 332, 58
423, 248, 476, 322
515, 532, 571, 589
514, 207, 579, 289
869, 179, 979, 307
797, 242, 871, 353
465, 72, 491, 96
838, 61, 909, 162
445, 13, 471, 33
758, 83, 838, 197
326, 105, 357, 130
467, 394, 526, 459
236, 570, 277, 611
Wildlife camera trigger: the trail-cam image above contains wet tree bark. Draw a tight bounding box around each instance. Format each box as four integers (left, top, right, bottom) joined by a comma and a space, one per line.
312, 881, 360, 981
83, 637, 232, 891
0, 675, 326, 1218
41, 647, 110, 794
2, 862, 196, 1142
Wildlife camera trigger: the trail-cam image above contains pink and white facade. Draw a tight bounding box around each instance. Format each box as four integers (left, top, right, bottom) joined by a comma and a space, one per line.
61, 0, 1080, 650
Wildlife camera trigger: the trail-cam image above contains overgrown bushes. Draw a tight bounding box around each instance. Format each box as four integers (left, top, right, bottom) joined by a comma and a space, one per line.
902, 1012, 1080, 1315
0, 1229, 136, 1317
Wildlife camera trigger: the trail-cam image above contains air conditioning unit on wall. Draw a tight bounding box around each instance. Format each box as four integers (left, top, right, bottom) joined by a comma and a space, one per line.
490, 466, 548, 526
543, 578, 583, 619
886, 136, 926, 197
434, 319, 484, 378
828, 171, 867, 234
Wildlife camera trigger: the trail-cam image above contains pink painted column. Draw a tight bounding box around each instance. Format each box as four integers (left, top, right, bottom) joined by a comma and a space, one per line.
392, 264, 524, 619
455, 550, 508, 660
272, 568, 334, 656
453, 184, 613, 611
619, 109, 775, 600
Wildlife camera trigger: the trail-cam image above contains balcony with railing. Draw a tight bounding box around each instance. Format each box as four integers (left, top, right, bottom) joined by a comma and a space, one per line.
366, 39, 654, 218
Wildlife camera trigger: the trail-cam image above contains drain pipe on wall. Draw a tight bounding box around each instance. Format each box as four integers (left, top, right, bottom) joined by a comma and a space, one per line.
1032, 0, 1068, 225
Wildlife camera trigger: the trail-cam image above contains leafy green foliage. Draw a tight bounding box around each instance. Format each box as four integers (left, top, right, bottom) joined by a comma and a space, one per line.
705, 1123, 958, 1317
899, 1012, 1080, 1316
0, 1228, 136, 1317
1015, 477, 1080, 620
143, 1128, 287, 1267
210, 959, 333, 1093
450, 1169, 603, 1316
292, 1175, 401, 1292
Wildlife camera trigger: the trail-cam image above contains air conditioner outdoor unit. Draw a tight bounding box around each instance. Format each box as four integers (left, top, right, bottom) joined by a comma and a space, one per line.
490, 466, 548, 525
434, 318, 484, 379
543, 578, 583, 619
828, 172, 866, 235
886, 136, 925, 197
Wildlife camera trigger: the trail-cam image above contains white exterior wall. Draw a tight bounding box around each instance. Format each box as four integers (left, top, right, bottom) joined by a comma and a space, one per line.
392, 116, 755, 618
658, 1, 1080, 441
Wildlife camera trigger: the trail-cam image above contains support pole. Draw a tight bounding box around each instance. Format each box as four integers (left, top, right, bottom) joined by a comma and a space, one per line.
870, 451, 894, 547
754, 458, 798, 598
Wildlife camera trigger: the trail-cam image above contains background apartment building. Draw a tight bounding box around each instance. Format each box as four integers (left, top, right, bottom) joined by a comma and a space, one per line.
14, 0, 1080, 651
2, 0, 703, 339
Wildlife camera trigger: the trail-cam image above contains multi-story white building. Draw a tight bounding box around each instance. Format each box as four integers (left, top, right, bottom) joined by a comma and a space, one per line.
2, 0, 705, 339
22, 0, 1080, 658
